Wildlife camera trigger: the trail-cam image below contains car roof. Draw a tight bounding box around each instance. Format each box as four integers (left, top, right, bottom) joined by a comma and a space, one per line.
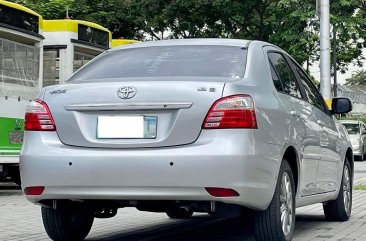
109, 38, 253, 52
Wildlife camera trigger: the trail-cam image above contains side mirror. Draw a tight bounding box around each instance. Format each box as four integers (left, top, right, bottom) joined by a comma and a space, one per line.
332, 97, 352, 114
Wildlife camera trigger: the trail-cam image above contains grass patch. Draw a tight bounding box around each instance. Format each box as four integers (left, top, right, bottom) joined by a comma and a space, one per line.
353, 184, 366, 190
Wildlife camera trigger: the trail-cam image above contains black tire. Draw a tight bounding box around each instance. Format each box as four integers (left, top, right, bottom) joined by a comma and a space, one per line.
41, 205, 94, 241
254, 159, 296, 241
323, 158, 352, 221
166, 208, 194, 219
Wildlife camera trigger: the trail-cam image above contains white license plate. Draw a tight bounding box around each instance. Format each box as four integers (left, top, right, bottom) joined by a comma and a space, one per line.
97, 116, 144, 139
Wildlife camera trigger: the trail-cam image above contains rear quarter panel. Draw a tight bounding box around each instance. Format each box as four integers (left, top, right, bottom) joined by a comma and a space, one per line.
222, 41, 300, 207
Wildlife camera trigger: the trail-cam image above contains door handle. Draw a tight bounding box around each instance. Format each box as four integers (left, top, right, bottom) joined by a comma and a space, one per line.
317, 120, 325, 127
290, 111, 301, 119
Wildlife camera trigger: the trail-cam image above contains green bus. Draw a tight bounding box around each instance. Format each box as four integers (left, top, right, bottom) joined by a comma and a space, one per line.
0, 0, 44, 184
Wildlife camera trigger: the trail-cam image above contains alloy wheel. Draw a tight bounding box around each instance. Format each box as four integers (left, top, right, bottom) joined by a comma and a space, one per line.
343, 165, 351, 215
280, 172, 293, 236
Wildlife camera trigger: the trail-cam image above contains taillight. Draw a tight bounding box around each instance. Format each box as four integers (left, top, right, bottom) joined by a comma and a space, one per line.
25, 100, 56, 131
202, 95, 257, 129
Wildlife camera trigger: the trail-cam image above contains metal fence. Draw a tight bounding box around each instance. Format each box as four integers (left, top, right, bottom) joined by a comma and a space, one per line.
337, 84, 366, 114
337, 84, 366, 104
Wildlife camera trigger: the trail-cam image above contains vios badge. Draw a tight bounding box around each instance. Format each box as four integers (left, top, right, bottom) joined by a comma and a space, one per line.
117, 87, 136, 99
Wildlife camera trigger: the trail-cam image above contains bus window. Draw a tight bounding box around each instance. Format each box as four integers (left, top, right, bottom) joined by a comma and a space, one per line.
43, 49, 60, 87
0, 38, 40, 99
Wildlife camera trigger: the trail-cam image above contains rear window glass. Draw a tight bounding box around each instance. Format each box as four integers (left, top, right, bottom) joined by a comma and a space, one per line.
68, 45, 247, 82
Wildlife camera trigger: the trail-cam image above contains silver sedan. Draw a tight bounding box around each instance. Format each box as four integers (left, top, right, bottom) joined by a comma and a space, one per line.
341, 120, 366, 160
20, 39, 353, 241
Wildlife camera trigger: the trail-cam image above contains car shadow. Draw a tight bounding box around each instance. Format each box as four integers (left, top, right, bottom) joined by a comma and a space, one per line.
87, 212, 331, 241
87, 214, 255, 241
296, 214, 326, 222
0, 182, 22, 196
294, 213, 335, 238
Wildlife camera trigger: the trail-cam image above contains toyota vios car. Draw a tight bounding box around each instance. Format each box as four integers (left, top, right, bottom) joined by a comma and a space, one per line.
341, 120, 366, 161
21, 39, 353, 241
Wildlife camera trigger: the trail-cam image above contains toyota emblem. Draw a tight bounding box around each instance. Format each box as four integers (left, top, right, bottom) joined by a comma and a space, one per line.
117, 87, 136, 99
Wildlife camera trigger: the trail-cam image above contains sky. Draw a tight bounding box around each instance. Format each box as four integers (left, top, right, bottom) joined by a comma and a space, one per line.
308, 48, 366, 85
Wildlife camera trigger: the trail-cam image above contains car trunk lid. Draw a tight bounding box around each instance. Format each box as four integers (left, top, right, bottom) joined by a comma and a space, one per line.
43, 77, 225, 148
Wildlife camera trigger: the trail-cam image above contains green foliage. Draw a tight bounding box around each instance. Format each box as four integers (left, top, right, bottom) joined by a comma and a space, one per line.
331, 0, 366, 73
13, 0, 74, 19
353, 184, 366, 190
339, 114, 366, 124
8, 0, 366, 73
345, 70, 366, 86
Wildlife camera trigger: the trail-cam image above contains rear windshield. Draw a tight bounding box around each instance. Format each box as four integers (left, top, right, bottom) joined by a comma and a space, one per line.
68, 45, 247, 82
343, 123, 360, 134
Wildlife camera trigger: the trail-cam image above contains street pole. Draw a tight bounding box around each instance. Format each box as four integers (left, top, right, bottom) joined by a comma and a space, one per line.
66, 6, 70, 19
319, 0, 332, 107
333, 24, 337, 97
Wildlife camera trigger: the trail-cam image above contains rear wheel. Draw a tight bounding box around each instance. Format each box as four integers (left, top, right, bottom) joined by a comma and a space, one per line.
254, 159, 295, 241
41, 204, 94, 241
166, 208, 193, 219
323, 158, 352, 221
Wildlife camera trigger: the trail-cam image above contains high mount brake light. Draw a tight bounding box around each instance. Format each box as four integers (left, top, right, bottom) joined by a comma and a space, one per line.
202, 95, 257, 129
25, 100, 56, 131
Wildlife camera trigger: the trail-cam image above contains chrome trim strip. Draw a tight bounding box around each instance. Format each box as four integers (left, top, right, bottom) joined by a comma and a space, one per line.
64, 102, 193, 111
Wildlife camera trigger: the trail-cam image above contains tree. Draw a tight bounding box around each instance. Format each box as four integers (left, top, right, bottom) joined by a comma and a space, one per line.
135, 0, 366, 75
12, 0, 74, 19
345, 70, 366, 86
331, 0, 366, 74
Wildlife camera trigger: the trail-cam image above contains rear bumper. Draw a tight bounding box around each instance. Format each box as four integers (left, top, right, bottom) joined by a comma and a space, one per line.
20, 130, 281, 211
352, 145, 362, 156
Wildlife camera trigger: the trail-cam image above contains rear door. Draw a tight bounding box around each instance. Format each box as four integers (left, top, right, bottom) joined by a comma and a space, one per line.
288, 58, 341, 193
266, 50, 322, 196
